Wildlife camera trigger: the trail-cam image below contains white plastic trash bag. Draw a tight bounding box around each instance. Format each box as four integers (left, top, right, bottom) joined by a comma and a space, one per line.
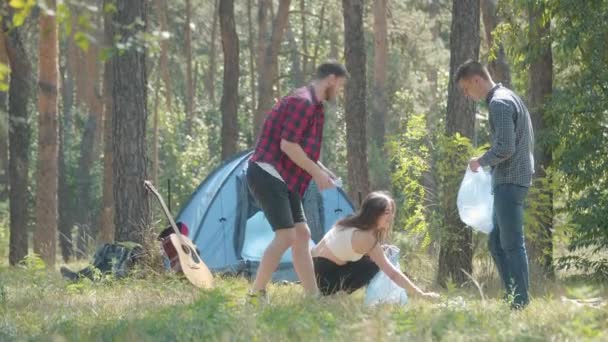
457, 167, 494, 234
365, 245, 408, 306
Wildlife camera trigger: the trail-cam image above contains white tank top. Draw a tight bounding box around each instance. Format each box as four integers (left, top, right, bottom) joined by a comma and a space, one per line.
324, 226, 363, 262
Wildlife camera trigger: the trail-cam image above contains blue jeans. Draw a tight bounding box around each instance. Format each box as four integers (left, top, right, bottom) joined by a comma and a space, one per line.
488, 184, 530, 307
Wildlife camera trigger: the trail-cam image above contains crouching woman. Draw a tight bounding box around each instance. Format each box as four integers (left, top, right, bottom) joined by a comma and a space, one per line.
312, 191, 439, 300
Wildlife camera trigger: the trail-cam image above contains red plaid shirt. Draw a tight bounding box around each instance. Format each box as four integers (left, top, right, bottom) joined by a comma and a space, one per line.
250, 85, 324, 197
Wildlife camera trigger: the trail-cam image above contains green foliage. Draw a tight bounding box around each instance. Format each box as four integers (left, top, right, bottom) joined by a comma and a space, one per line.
387, 114, 431, 239
155, 108, 215, 213
73, 31, 89, 52
103, 3, 117, 15
8, 0, 36, 27
524, 167, 561, 264
1, 0, 605, 285
367, 142, 391, 190
0, 0, 36, 89
434, 133, 487, 246
56, 2, 72, 34
0, 202, 8, 261
21, 253, 45, 271
0, 266, 606, 341
544, 0, 608, 276
388, 110, 491, 253
321, 105, 349, 188
492, 0, 608, 277
0, 63, 9, 92
18, 255, 58, 301
434, 133, 476, 208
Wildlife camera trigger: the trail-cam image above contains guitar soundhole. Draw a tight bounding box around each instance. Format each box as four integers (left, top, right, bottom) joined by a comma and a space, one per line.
181, 245, 201, 264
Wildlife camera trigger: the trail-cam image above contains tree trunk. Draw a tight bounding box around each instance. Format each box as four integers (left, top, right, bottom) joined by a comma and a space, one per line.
66, 14, 79, 106
270, 1, 282, 101
5, 21, 31, 266
219, 0, 240, 160
0, 31, 7, 201
75, 113, 98, 258
445, 1, 479, 139
206, 0, 219, 108
481, 0, 511, 87
299, 0, 308, 76
111, 0, 151, 244
58, 108, 73, 261
437, 0, 480, 287
75, 36, 103, 257
370, 0, 389, 189
193, 61, 199, 111
71, 6, 86, 109
255, 0, 270, 143
58, 34, 76, 261
184, 0, 194, 133
342, 0, 370, 204
371, 0, 387, 148
34, 0, 60, 267
286, 23, 303, 86
254, 0, 291, 139
75, 53, 87, 109
247, 0, 257, 146
422, 0, 441, 254
155, 0, 172, 110
152, 71, 161, 187
99, 0, 115, 244
310, 3, 326, 76
256, 0, 269, 75
527, 1, 554, 278
85, 31, 102, 149
0, 88, 6, 202
329, 6, 340, 61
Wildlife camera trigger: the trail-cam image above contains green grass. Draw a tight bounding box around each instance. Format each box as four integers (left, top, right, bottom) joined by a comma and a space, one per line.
1, 260, 607, 342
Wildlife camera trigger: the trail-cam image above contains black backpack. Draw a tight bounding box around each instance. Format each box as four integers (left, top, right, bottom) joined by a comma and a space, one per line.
61, 242, 144, 281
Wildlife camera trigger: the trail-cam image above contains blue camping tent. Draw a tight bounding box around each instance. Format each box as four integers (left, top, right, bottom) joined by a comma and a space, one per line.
176, 150, 355, 281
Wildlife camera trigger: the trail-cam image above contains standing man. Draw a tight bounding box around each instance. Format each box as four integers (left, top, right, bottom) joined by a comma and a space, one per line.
247, 63, 348, 299
456, 60, 535, 309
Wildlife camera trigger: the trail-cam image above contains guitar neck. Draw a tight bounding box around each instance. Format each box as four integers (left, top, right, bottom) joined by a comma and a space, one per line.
159, 197, 181, 237
145, 181, 183, 238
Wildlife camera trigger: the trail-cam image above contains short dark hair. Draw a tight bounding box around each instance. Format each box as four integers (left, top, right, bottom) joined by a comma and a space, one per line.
315, 62, 349, 80
454, 60, 491, 83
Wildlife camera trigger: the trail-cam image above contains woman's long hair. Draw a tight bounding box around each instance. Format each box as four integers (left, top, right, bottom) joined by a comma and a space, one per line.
336, 191, 395, 245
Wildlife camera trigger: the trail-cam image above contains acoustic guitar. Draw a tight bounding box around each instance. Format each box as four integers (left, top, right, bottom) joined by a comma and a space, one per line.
144, 180, 213, 289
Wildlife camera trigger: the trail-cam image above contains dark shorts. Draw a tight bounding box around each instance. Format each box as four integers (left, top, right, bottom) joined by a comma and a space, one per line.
246, 161, 306, 231
313, 256, 380, 296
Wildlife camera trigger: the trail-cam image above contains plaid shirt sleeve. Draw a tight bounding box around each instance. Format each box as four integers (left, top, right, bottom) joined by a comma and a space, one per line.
280, 97, 316, 144
478, 100, 517, 167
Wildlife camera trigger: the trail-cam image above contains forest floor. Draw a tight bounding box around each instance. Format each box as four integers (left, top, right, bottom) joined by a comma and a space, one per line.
1, 253, 607, 341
